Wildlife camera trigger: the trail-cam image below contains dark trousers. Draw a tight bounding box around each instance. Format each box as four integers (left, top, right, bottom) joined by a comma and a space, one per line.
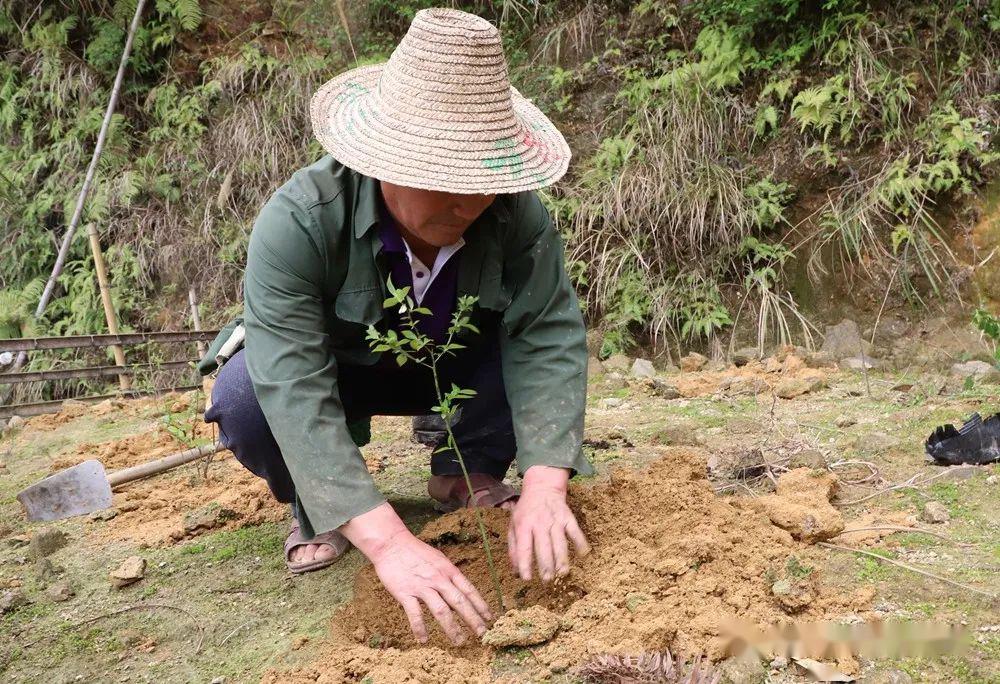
204, 346, 517, 506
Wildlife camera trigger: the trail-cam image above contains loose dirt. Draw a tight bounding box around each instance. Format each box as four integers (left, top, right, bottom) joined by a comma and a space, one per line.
265, 448, 873, 683
668, 353, 829, 399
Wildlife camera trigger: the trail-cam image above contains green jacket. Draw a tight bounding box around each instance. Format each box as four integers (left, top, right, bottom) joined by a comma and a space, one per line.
201, 157, 592, 537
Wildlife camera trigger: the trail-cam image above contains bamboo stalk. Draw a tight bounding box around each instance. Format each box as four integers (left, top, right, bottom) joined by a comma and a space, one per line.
12, 0, 148, 373
86, 223, 131, 390
188, 287, 206, 357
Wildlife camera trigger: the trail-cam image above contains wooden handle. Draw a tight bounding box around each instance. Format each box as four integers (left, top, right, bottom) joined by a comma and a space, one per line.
107, 442, 224, 487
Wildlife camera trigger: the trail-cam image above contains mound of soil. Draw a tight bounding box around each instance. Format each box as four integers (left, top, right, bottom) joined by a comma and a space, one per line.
669, 353, 828, 399
265, 448, 872, 683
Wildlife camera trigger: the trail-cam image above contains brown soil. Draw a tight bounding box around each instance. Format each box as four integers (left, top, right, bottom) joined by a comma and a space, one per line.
49, 422, 285, 547
265, 448, 873, 683
668, 353, 829, 398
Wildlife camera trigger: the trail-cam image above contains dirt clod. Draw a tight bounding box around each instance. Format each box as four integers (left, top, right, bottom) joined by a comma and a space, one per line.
750, 469, 844, 542
1, 588, 28, 613
46, 581, 74, 602
110, 555, 146, 588
921, 501, 950, 524
680, 352, 708, 372
482, 605, 560, 647
29, 527, 68, 559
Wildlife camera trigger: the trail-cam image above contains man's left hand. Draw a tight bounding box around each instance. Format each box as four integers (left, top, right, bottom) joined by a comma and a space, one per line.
508, 465, 590, 581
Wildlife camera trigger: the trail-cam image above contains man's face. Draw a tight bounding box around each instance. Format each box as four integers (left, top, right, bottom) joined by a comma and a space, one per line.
381, 181, 496, 247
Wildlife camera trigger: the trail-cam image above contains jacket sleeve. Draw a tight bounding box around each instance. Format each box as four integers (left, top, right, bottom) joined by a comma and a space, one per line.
242, 193, 385, 537
499, 193, 593, 477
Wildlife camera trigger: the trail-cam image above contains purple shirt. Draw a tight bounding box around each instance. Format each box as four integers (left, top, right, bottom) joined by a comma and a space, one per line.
378, 202, 461, 344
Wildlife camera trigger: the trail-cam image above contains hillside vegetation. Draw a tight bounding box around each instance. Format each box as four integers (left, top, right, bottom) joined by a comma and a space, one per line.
1, 0, 999, 399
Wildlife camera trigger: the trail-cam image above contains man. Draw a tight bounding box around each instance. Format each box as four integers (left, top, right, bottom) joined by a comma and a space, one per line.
201, 8, 592, 646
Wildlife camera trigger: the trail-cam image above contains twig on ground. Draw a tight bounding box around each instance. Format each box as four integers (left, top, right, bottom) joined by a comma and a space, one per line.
827, 459, 881, 485
218, 619, 258, 646
838, 468, 958, 505
833, 526, 972, 546
818, 542, 997, 601
21, 602, 206, 652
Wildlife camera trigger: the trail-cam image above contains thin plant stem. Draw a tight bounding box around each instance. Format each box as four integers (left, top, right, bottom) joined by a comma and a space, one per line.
430, 360, 506, 614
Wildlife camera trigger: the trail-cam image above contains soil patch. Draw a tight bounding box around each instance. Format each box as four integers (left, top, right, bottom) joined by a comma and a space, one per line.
669, 355, 828, 398
265, 448, 872, 683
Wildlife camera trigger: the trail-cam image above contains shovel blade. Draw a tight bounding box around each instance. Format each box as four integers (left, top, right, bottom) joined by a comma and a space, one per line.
16, 459, 112, 522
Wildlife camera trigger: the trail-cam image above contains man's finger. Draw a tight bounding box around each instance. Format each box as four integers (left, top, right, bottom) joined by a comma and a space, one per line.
401, 596, 428, 644
420, 589, 465, 645
533, 524, 556, 582
507, 523, 518, 569
551, 523, 571, 577
566, 517, 590, 557
515, 523, 534, 581
439, 580, 487, 637
450, 569, 493, 622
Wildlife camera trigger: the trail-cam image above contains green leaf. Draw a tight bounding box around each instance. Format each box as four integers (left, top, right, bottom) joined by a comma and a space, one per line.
395, 353, 407, 367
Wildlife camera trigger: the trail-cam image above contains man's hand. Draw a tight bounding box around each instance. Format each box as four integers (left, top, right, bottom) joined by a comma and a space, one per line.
508, 465, 589, 582
341, 503, 492, 645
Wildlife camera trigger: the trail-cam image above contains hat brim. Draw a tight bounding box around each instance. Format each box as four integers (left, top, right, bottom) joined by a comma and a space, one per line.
310, 64, 571, 194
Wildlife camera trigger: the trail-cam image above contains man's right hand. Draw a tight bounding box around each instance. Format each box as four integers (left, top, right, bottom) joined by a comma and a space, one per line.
340, 502, 493, 645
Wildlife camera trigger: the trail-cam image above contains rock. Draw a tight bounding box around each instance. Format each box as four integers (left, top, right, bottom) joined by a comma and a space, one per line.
950, 360, 1000, 383
805, 350, 836, 368
650, 378, 681, 399
834, 415, 856, 428
770, 655, 789, 670
789, 449, 826, 470
631, 358, 656, 379
118, 500, 141, 513
110, 556, 146, 588
601, 372, 628, 392
718, 655, 767, 684
90, 508, 118, 522
30, 528, 68, 559
0, 589, 28, 613
987, 475, 998, 485
771, 578, 817, 612
868, 669, 913, 684
732, 347, 760, 367
680, 352, 708, 372
603, 354, 631, 372
840, 354, 881, 371
46, 581, 74, 602
587, 356, 604, 378
91, 399, 116, 416
921, 501, 950, 524
5, 414, 25, 433
35, 557, 62, 581
210, 678, 226, 684
936, 466, 978, 481
600, 398, 624, 409
774, 375, 825, 399
821, 319, 866, 360
482, 605, 560, 647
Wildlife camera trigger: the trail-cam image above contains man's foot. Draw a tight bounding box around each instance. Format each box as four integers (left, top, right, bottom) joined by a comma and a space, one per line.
285, 520, 351, 574
428, 473, 519, 512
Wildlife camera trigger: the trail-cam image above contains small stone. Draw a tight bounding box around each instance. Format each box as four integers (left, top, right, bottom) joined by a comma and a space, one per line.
600, 398, 624, 409
210, 678, 226, 684
834, 415, 856, 428
631, 358, 656, 379
110, 556, 146, 588
0, 588, 28, 613
46, 581, 74, 602
770, 655, 789, 670
650, 378, 681, 399
731, 347, 759, 367
805, 350, 836, 368
482, 605, 560, 647
921, 501, 950, 524
587, 356, 604, 378
840, 355, 881, 371
774, 375, 825, 399
680, 352, 708, 372
771, 578, 817, 612
118, 501, 141, 512
29, 528, 68, 559
821, 319, 866, 360
987, 475, 998, 485
789, 449, 826, 470
6, 414, 26, 432
603, 354, 631, 372
950, 360, 1000, 383
291, 635, 309, 650
90, 508, 118, 522
718, 655, 767, 684
35, 557, 62, 581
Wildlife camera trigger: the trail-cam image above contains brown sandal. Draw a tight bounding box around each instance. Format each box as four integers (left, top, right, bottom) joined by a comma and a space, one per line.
284, 520, 351, 574
427, 473, 519, 513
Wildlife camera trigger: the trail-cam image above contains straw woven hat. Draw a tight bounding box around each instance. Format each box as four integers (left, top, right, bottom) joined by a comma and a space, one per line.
310, 8, 571, 194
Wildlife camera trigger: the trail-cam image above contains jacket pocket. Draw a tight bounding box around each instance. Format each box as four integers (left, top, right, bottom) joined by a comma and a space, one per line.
330, 288, 383, 365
